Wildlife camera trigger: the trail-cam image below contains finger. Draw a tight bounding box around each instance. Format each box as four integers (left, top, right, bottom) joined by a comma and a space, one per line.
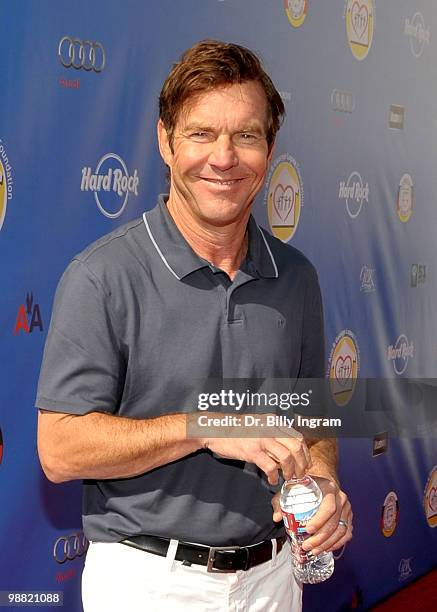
264, 440, 297, 481
312, 509, 353, 555
271, 493, 283, 522
305, 495, 338, 535
253, 451, 280, 485
326, 509, 354, 552
303, 500, 352, 553
271, 437, 310, 480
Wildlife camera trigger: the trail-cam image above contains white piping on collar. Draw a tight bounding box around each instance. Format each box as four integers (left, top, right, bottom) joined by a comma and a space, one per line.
142, 212, 181, 280
257, 224, 279, 278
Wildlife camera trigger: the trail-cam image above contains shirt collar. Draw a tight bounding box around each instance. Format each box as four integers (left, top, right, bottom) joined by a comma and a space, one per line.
142, 194, 278, 280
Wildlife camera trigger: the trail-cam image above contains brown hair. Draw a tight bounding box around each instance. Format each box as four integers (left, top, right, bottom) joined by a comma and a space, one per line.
159, 40, 285, 150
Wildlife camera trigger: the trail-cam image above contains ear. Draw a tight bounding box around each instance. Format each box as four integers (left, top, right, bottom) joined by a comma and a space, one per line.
157, 119, 173, 166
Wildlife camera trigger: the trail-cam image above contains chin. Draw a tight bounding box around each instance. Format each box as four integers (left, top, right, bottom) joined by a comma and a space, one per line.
199, 201, 249, 226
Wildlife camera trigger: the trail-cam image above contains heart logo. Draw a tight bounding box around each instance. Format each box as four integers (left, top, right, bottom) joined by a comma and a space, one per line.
273, 183, 295, 222
428, 487, 437, 512
335, 355, 353, 386
351, 1, 369, 40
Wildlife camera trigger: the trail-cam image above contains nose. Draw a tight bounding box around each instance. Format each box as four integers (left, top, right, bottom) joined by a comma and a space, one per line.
208, 136, 238, 171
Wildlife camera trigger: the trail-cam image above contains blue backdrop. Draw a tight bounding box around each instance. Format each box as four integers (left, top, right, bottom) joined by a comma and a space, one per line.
1, 1, 436, 610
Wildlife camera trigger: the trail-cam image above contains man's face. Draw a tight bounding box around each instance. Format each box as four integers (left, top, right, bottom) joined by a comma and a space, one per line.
158, 81, 273, 227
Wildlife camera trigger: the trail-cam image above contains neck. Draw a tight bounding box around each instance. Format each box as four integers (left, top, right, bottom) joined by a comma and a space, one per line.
166, 193, 250, 280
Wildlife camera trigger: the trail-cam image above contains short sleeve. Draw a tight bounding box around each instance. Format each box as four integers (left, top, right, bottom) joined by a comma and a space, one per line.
35, 259, 125, 415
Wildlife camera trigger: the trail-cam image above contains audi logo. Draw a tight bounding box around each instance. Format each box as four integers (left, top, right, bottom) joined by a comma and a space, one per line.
58, 36, 106, 72
53, 532, 89, 564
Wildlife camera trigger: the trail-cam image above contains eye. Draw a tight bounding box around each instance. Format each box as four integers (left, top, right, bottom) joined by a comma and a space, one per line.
188, 131, 213, 142
235, 132, 263, 145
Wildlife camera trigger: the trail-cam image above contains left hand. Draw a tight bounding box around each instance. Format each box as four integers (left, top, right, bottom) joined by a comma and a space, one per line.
271, 476, 353, 555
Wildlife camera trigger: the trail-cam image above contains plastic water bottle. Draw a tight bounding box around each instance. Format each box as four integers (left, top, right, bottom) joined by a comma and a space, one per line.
280, 475, 334, 584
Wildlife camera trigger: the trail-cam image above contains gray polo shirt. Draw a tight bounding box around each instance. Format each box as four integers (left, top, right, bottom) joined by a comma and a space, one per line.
36, 195, 325, 546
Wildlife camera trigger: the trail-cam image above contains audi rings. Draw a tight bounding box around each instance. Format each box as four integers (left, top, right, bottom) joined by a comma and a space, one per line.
58, 36, 106, 72
53, 532, 89, 564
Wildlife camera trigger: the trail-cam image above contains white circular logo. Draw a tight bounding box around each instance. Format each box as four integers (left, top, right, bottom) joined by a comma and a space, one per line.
405, 13, 430, 58
80, 153, 139, 219
387, 334, 414, 375
338, 171, 369, 218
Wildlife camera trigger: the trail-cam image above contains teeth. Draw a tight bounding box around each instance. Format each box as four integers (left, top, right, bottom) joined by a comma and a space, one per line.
206, 179, 239, 185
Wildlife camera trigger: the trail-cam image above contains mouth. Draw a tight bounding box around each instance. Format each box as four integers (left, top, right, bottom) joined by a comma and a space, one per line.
200, 177, 244, 186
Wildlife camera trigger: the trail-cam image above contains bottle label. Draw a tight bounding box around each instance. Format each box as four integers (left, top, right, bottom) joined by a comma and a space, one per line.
282, 508, 317, 536
282, 509, 317, 565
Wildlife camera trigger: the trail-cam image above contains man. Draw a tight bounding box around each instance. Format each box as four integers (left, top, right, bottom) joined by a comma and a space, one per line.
37, 40, 352, 611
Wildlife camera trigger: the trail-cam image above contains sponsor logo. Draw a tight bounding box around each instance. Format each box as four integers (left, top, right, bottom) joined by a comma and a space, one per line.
398, 558, 413, 581
345, 0, 374, 61
331, 89, 355, 113
58, 36, 106, 72
0, 427, 3, 465
360, 265, 376, 292
404, 13, 430, 58
411, 264, 427, 288
387, 334, 414, 375
399, 558, 413, 581
81, 153, 139, 219
59, 78, 80, 90
55, 568, 76, 584
265, 154, 303, 243
381, 491, 399, 537
389, 105, 405, 130
372, 432, 388, 456
339, 171, 369, 218
13, 293, 44, 335
0, 139, 14, 232
284, 0, 307, 28
424, 466, 437, 528
397, 174, 413, 223
328, 330, 360, 407
53, 532, 89, 564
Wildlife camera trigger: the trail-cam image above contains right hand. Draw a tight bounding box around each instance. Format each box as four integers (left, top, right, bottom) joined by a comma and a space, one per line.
199, 415, 311, 485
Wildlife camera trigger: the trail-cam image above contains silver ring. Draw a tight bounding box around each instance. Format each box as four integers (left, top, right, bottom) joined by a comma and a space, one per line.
338, 519, 348, 529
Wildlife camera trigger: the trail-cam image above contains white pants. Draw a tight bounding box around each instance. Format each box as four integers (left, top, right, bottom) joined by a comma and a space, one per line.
82, 539, 302, 612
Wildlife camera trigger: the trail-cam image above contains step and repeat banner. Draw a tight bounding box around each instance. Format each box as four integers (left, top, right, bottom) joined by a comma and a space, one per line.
1, 1, 436, 610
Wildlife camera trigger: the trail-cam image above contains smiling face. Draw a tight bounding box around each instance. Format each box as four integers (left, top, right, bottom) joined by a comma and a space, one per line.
158, 81, 273, 229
